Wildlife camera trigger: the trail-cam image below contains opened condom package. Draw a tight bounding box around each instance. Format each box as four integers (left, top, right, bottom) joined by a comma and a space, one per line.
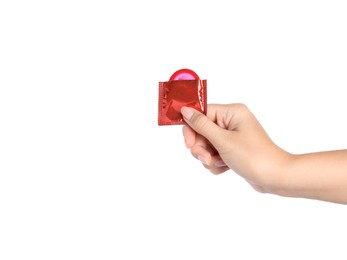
158, 69, 207, 125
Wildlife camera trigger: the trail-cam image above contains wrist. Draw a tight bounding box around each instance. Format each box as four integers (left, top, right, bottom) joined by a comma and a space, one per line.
262, 148, 296, 196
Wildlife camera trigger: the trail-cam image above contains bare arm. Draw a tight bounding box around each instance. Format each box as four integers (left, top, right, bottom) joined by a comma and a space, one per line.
278, 151, 347, 204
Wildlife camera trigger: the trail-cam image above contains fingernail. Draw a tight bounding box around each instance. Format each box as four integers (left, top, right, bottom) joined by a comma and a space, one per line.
198, 155, 208, 165
181, 106, 194, 120
215, 160, 227, 167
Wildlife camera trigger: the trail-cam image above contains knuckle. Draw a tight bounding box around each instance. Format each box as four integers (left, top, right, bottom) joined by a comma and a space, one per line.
192, 114, 209, 131
234, 103, 249, 113
227, 103, 252, 120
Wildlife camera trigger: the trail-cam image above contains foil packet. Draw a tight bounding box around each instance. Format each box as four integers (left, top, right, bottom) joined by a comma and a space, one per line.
158, 69, 207, 125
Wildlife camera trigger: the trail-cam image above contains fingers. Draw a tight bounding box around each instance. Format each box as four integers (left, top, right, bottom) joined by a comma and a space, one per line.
208, 154, 229, 175
190, 142, 229, 175
190, 141, 212, 165
199, 154, 229, 175
182, 125, 196, 148
181, 105, 234, 175
181, 106, 228, 150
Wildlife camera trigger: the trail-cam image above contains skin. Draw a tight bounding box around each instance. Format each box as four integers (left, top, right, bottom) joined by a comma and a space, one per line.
181, 104, 347, 204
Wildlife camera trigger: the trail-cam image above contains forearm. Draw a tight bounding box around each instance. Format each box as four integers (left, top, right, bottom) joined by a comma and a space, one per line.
274, 150, 347, 204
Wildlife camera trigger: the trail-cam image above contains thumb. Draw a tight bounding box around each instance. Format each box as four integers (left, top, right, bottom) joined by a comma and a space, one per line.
181, 106, 226, 150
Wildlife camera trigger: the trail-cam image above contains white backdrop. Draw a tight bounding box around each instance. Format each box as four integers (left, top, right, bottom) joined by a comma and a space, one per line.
1, 1, 347, 259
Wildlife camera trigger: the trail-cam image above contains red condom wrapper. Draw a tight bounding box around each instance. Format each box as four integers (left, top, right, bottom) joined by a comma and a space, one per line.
158, 69, 207, 125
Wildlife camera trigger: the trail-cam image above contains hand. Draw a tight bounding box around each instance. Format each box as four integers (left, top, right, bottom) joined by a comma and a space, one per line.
181, 104, 291, 194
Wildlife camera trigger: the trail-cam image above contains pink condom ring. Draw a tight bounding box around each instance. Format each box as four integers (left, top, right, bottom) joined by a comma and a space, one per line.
169, 68, 200, 81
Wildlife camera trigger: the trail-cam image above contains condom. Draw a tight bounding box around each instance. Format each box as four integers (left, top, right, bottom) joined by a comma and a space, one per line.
158, 69, 207, 125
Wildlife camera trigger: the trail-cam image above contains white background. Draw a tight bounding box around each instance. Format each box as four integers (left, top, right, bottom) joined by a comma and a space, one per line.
1, 1, 347, 259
